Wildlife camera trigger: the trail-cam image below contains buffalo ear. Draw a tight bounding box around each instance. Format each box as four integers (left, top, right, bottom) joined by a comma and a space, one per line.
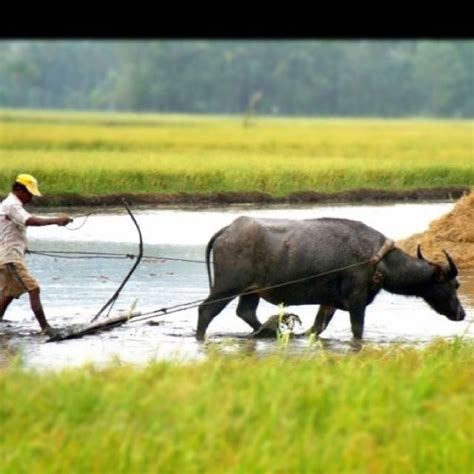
443, 250, 458, 279
417, 244, 425, 260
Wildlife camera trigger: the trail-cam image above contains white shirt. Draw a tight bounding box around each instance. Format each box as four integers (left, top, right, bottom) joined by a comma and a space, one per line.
0, 193, 31, 265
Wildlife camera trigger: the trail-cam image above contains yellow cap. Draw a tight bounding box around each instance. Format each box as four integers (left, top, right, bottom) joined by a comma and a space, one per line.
15, 174, 41, 196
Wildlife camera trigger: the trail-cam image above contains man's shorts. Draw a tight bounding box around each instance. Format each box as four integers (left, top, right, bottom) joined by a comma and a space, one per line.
0, 261, 39, 299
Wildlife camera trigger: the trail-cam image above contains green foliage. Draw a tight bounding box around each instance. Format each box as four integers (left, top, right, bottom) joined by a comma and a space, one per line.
0, 40, 472, 117
1, 340, 473, 473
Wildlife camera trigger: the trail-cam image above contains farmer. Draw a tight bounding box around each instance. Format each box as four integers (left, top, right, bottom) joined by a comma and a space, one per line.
0, 174, 73, 337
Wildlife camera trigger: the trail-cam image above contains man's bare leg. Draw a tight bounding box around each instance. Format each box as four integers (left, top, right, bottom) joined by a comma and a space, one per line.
0, 294, 14, 321
28, 288, 51, 331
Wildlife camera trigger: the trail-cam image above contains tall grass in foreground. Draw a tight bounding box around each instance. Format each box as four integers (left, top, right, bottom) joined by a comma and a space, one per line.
1, 339, 473, 473
0, 109, 472, 197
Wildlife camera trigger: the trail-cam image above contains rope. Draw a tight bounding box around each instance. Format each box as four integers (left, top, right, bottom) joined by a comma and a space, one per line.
128, 239, 394, 325
30, 246, 384, 327
126, 258, 373, 325
27, 249, 205, 264
30, 206, 202, 263
46, 207, 116, 232
64, 214, 91, 231
28, 249, 135, 260
73, 208, 115, 218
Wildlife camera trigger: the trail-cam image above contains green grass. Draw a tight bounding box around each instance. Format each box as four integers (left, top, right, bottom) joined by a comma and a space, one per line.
0, 108, 473, 197
1, 339, 473, 473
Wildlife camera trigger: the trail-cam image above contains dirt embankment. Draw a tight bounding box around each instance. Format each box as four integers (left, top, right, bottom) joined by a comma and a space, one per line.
397, 191, 474, 269
5, 186, 470, 208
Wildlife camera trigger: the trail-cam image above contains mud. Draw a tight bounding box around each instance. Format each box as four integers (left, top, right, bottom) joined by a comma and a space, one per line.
397, 192, 474, 269
2, 186, 469, 208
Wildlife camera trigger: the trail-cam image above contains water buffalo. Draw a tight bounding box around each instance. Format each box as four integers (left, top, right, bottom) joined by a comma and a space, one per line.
196, 216, 465, 340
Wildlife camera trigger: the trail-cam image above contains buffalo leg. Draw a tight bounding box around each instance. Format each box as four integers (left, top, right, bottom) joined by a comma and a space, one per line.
349, 305, 366, 340
236, 294, 261, 331
310, 305, 337, 335
196, 293, 234, 341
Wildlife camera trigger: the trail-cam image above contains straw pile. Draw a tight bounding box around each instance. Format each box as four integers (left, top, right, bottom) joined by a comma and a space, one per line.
397, 192, 474, 269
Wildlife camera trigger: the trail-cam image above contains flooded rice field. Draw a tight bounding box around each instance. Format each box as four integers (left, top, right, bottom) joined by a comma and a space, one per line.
1, 201, 472, 370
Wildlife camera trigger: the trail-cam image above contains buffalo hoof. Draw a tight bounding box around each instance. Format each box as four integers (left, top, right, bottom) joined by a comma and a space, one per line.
349, 338, 363, 352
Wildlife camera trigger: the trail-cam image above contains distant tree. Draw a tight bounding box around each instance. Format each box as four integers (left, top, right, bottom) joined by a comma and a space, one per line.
412, 42, 467, 116
0, 40, 472, 117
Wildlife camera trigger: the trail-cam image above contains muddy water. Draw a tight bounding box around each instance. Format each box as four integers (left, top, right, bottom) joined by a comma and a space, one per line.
0, 201, 472, 370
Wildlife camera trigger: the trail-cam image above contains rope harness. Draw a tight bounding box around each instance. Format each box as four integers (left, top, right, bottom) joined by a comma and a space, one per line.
125, 257, 383, 326
128, 238, 395, 325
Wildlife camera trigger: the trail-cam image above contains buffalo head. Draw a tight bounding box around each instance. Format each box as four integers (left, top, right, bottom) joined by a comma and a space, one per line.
417, 245, 465, 321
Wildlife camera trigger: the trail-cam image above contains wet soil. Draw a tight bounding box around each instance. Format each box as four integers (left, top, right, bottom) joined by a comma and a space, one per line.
6, 186, 470, 208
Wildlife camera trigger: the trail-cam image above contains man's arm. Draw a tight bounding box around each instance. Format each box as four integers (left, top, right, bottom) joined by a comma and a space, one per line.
26, 215, 73, 227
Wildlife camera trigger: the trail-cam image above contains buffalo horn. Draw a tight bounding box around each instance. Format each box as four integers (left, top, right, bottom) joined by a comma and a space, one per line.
443, 250, 458, 279
417, 244, 425, 260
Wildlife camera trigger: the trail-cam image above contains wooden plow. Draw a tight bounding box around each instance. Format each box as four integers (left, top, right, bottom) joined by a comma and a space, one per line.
47, 301, 142, 342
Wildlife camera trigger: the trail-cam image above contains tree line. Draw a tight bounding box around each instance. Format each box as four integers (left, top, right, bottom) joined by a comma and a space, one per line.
0, 40, 472, 117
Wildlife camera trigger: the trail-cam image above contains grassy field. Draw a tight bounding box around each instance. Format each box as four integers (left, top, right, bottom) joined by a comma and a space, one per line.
1, 339, 472, 473
0, 108, 472, 197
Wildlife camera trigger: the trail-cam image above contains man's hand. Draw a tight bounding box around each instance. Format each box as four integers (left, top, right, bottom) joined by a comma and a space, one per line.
26, 215, 73, 227
56, 215, 73, 226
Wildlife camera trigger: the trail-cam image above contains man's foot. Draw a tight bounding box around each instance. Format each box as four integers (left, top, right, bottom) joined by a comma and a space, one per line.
42, 325, 60, 338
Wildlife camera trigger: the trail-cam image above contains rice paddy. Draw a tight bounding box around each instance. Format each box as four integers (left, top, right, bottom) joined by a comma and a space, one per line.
1, 109, 472, 197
